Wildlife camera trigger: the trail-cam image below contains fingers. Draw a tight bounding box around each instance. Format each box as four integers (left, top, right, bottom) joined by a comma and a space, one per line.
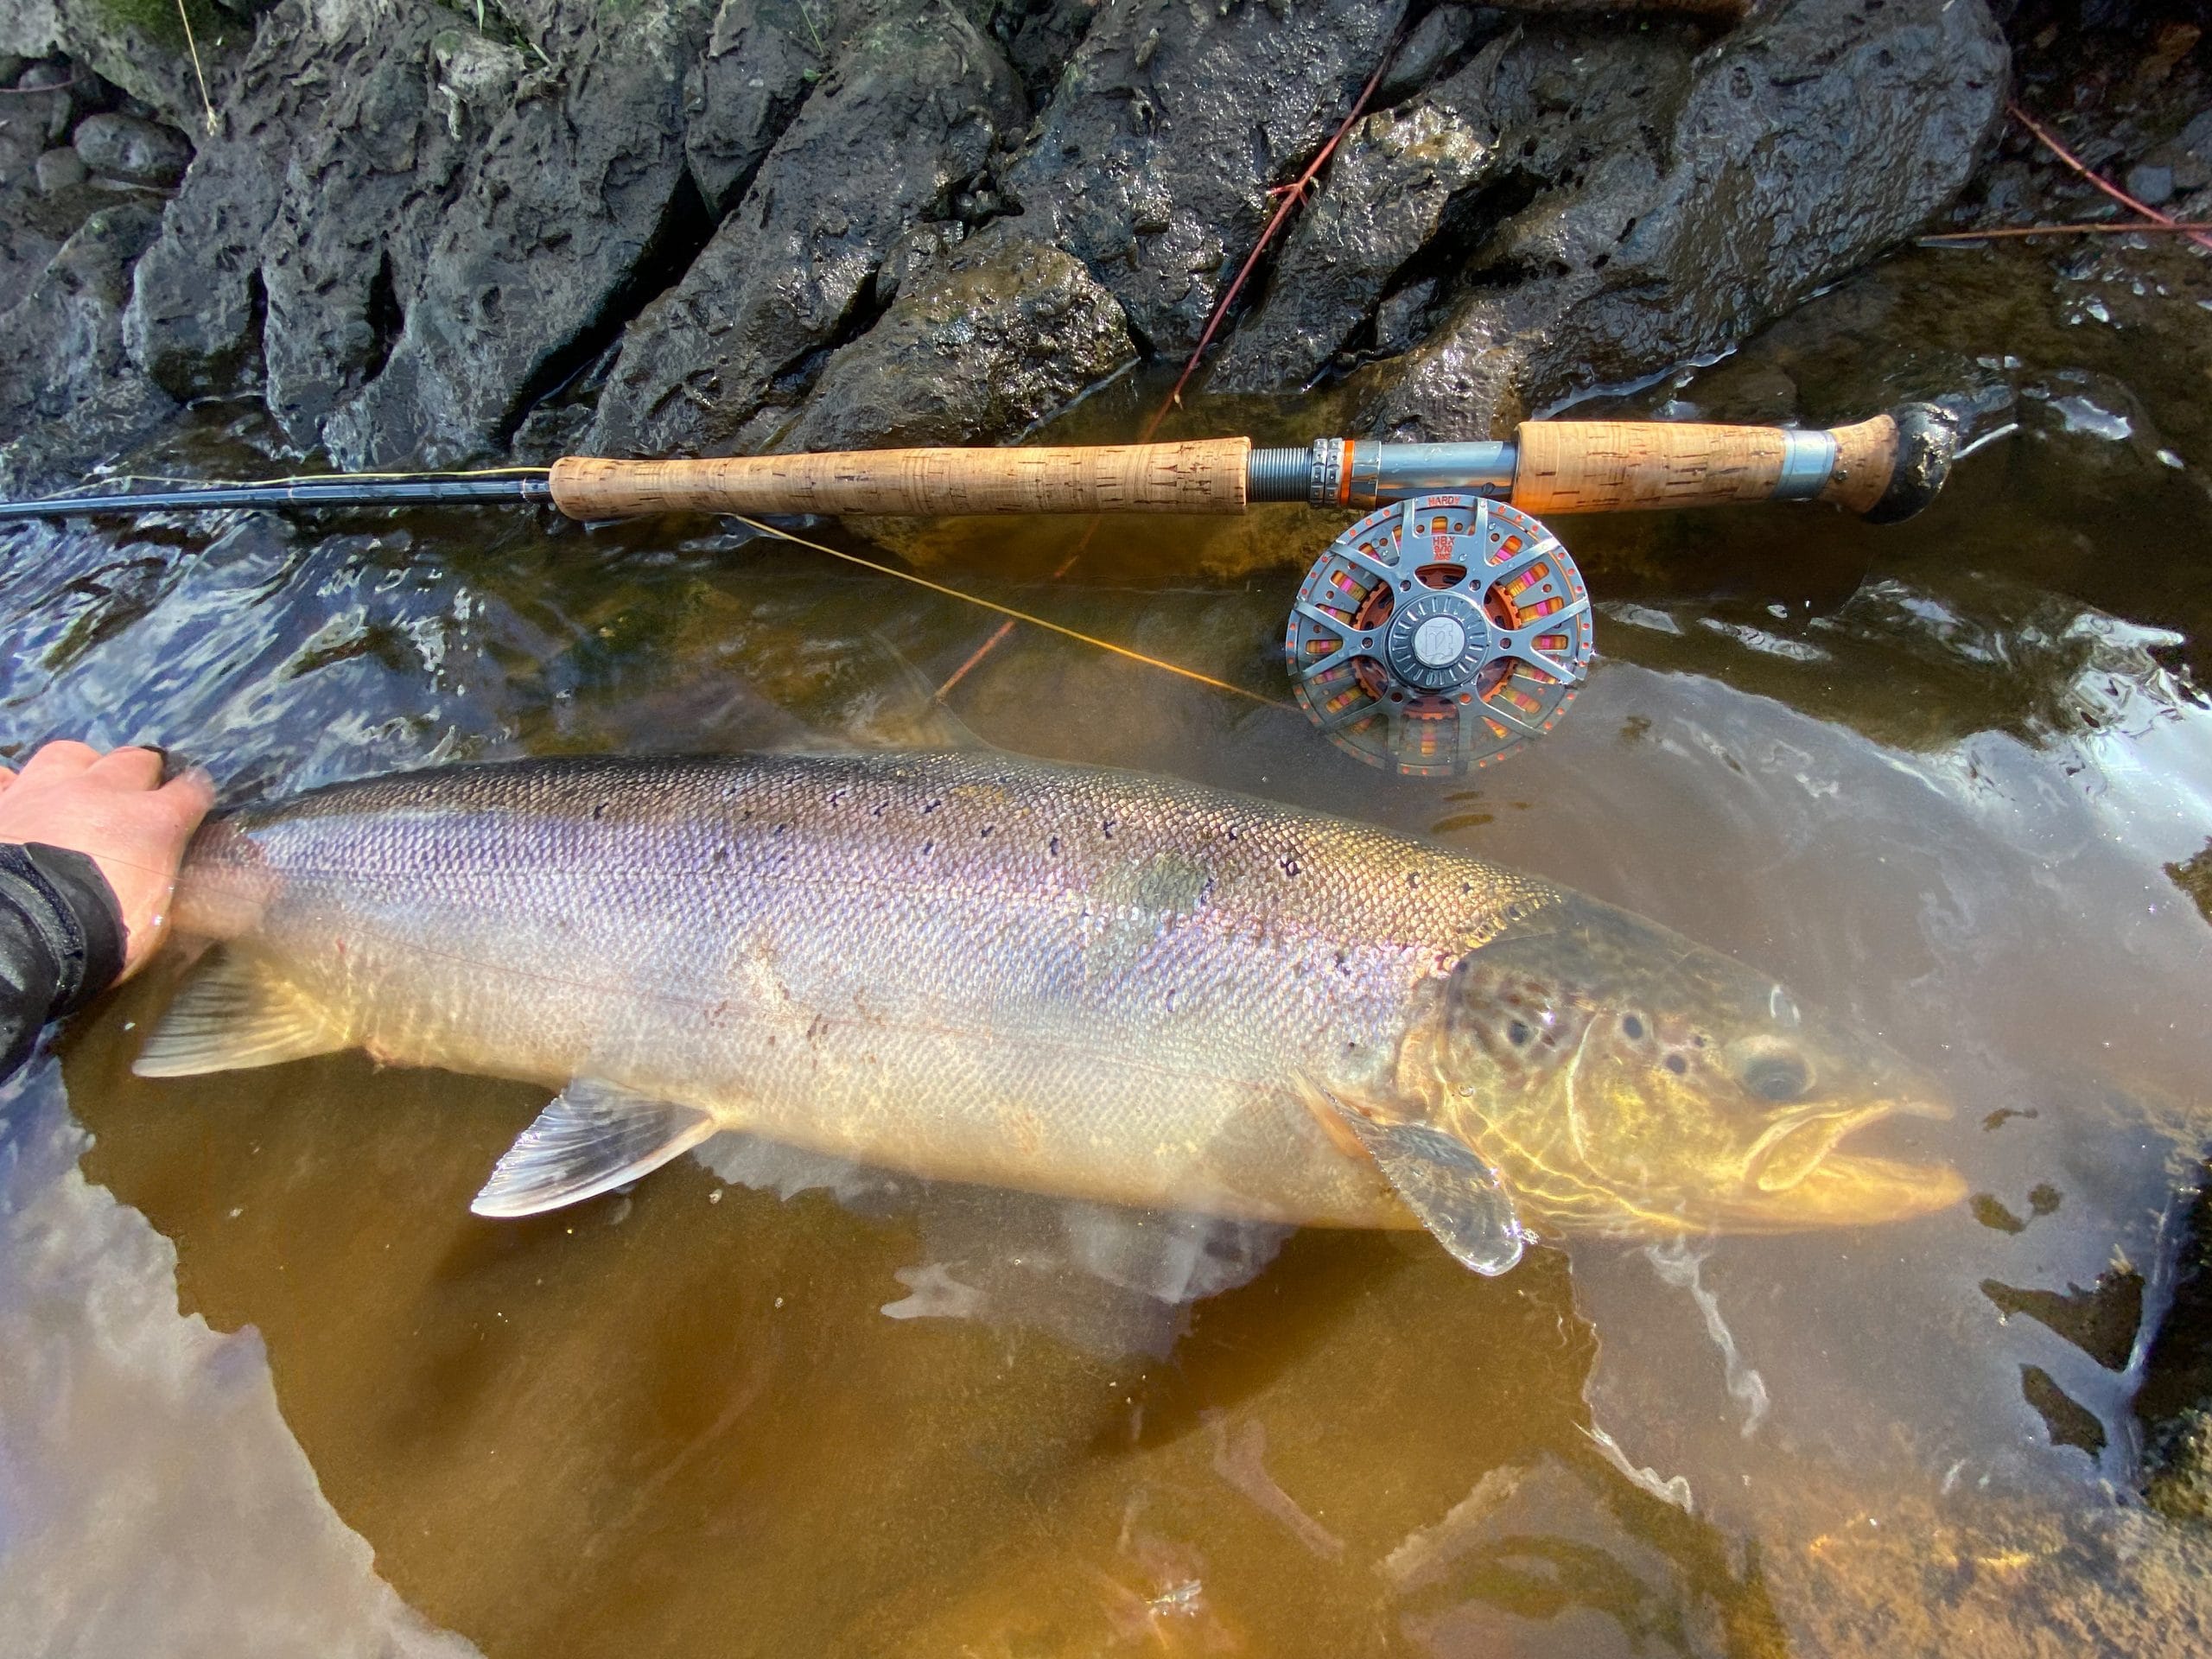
19, 740, 100, 780
156, 765, 217, 825
87, 746, 167, 791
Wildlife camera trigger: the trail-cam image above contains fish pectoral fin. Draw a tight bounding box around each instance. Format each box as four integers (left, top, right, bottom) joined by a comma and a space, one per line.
471, 1082, 718, 1218
1323, 1093, 1529, 1278
131, 952, 348, 1077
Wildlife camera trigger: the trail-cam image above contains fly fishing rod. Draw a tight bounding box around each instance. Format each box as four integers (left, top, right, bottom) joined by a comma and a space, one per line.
0, 404, 1956, 776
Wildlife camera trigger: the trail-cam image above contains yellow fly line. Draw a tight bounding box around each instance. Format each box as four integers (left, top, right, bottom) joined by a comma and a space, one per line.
726, 514, 1289, 712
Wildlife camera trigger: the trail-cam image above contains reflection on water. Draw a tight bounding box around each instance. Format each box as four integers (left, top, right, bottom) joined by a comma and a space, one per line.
3, 238, 2212, 1654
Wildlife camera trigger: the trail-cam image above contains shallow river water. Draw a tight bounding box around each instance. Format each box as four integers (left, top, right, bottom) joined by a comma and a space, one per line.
3, 235, 2212, 1658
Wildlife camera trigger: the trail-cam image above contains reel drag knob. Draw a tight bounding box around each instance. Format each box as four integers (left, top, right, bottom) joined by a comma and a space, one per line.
1284, 494, 1595, 778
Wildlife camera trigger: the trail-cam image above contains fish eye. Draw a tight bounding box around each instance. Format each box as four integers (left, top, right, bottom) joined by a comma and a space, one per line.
1663, 1053, 1688, 1076
1621, 1013, 1646, 1040
1741, 1049, 1812, 1103
1507, 1020, 1532, 1046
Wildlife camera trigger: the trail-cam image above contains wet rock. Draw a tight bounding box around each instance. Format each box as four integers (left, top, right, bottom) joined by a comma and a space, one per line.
1, 0, 240, 134
995, 0, 1102, 104
10, 59, 78, 143
1372, 3, 1485, 109
685, 0, 829, 214
34, 145, 87, 194
778, 223, 1136, 452
130, 2, 717, 468
588, 2, 1024, 459
1357, 0, 2008, 439
0, 201, 176, 496
1002, 0, 1412, 358
1209, 43, 1521, 394
873, 219, 965, 308
72, 111, 192, 186
427, 26, 527, 136
323, 7, 715, 468
2126, 162, 2177, 207
126, 3, 461, 412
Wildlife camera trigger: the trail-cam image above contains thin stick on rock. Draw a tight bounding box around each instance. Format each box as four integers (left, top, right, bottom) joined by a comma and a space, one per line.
2007, 100, 2212, 254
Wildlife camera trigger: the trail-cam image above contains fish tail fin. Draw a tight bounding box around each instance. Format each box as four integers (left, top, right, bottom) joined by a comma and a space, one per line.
132, 952, 350, 1077
471, 1082, 718, 1217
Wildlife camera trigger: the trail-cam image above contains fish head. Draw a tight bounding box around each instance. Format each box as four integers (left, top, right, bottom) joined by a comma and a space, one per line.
1431, 897, 1965, 1236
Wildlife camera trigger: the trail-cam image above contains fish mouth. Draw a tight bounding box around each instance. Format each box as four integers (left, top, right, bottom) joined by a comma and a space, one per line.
1730, 1097, 1965, 1230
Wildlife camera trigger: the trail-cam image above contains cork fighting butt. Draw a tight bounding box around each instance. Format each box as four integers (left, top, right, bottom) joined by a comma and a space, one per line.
1507, 404, 1959, 521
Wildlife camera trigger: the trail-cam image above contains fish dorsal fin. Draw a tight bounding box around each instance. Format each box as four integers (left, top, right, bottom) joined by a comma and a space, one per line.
471, 1081, 718, 1217
132, 953, 348, 1077
1325, 1093, 1529, 1276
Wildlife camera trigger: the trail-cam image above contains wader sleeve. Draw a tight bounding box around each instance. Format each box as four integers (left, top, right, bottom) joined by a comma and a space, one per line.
0, 842, 127, 1082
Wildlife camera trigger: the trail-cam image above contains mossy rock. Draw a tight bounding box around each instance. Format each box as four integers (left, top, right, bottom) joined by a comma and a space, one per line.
2150, 1410, 2212, 1529
44, 0, 241, 135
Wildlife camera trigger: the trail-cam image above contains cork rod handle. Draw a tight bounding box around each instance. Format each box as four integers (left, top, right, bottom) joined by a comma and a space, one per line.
549, 439, 1252, 520
1509, 415, 1904, 516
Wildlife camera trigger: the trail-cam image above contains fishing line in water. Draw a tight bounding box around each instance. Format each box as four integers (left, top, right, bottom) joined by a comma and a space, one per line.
726, 514, 1290, 712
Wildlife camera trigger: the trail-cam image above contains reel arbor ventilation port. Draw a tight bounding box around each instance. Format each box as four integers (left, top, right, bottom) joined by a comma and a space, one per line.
1286, 495, 1593, 777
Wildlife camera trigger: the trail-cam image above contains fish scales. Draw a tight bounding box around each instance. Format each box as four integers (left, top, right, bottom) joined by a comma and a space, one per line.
175, 752, 1564, 1226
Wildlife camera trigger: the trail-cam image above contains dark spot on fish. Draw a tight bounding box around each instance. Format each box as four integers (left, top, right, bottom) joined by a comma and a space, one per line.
1508, 1020, 1531, 1046
1334, 948, 1351, 974
773, 823, 787, 836
923, 799, 941, 814
592, 801, 609, 820
1972, 1194, 2027, 1235
712, 845, 732, 865
979, 823, 994, 837
1281, 856, 1300, 877
1048, 836, 1061, 857
1691, 1033, 1708, 1047
1407, 873, 1420, 888
1165, 988, 1179, 1012
1982, 1107, 2039, 1131
1664, 1053, 1688, 1075
1102, 816, 1116, 838
829, 790, 845, 806
921, 840, 934, 855
1621, 1013, 1645, 1040
2030, 1184, 2063, 1217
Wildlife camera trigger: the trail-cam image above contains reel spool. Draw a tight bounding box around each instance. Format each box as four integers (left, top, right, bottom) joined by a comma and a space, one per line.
1285, 494, 1595, 777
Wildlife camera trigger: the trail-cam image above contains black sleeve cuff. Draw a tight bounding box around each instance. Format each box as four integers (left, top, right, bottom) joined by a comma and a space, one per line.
0, 842, 129, 1017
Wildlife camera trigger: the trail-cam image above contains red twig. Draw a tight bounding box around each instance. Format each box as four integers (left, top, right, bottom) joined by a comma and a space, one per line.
936, 29, 1407, 699
1143, 24, 1408, 438
2008, 100, 2212, 254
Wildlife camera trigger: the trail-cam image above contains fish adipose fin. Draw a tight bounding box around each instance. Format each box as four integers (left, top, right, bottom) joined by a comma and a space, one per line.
132, 953, 348, 1077
1326, 1095, 1529, 1277
472, 1082, 718, 1217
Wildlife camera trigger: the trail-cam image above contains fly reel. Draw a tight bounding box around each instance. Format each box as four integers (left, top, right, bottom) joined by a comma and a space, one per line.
1285, 495, 1595, 777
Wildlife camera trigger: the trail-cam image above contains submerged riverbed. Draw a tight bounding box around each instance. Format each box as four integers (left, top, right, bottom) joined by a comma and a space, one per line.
3, 232, 2212, 1657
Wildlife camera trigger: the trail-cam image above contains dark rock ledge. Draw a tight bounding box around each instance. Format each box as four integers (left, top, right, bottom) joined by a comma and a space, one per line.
0, 0, 2004, 491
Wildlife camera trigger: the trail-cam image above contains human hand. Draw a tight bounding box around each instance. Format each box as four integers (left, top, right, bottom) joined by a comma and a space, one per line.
0, 742, 215, 980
